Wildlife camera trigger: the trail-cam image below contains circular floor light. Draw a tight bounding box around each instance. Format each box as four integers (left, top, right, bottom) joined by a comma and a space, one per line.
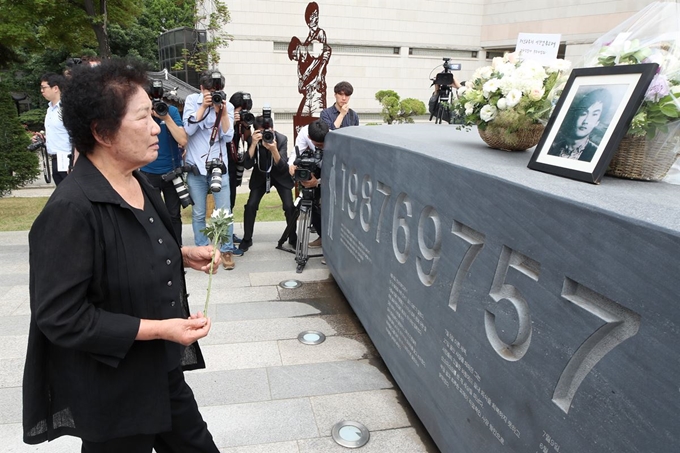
279, 279, 302, 289
297, 330, 326, 345
331, 420, 370, 448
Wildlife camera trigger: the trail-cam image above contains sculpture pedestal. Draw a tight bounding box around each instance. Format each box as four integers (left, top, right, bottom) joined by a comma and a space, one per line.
321, 124, 680, 453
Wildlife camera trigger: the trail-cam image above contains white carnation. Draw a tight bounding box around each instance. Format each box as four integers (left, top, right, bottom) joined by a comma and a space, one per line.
483, 79, 501, 97
496, 98, 508, 110
480, 104, 497, 122
505, 89, 523, 108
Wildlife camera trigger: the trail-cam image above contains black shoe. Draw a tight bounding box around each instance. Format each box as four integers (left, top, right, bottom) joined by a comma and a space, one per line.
288, 233, 298, 247
238, 239, 252, 251
233, 234, 242, 244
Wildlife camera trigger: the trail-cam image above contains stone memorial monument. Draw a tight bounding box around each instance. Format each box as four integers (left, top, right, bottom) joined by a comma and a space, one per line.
321, 124, 680, 453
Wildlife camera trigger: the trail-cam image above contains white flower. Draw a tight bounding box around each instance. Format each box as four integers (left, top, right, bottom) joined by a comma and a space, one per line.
483, 78, 501, 97
464, 102, 475, 116
211, 208, 231, 219
528, 86, 545, 101
496, 98, 508, 110
546, 58, 571, 73
492, 56, 504, 70
505, 89, 523, 108
473, 66, 493, 81
505, 52, 518, 64
480, 104, 497, 122
457, 86, 468, 97
496, 62, 516, 76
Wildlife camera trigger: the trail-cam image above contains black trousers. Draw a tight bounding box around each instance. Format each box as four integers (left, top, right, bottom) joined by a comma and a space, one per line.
141, 171, 183, 245
81, 368, 218, 453
243, 181, 296, 242
50, 155, 68, 186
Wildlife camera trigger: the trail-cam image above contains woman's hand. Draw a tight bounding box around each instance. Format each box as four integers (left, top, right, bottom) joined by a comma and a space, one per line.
137, 314, 212, 346
182, 245, 220, 274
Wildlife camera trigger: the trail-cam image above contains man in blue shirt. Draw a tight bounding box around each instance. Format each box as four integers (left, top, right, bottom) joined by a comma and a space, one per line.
320, 81, 360, 130
183, 71, 243, 270
39, 73, 72, 185
140, 85, 188, 244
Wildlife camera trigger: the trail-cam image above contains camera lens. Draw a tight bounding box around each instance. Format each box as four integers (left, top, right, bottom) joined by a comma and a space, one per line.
212, 92, 223, 104
209, 166, 222, 193
153, 101, 169, 116
242, 111, 255, 126
172, 176, 194, 208
262, 130, 274, 144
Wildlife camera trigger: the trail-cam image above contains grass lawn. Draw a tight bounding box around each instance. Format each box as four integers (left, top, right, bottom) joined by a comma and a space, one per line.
0, 191, 287, 232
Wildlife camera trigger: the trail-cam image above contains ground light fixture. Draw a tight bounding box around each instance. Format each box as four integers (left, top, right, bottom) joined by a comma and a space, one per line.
297, 330, 326, 345
279, 279, 303, 289
331, 420, 370, 448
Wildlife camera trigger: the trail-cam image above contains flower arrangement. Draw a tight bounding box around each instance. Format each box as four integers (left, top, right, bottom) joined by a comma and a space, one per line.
201, 208, 233, 316
454, 53, 571, 133
593, 38, 680, 138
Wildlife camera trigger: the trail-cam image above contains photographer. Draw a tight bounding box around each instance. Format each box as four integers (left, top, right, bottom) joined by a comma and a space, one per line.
183, 70, 243, 270
291, 120, 329, 248
227, 91, 253, 243
140, 82, 188, 244
239, 115, 296, 251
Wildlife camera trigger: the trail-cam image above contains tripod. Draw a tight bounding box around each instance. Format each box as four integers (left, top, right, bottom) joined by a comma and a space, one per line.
277, 187, 322, 273
432, 84, 453, 124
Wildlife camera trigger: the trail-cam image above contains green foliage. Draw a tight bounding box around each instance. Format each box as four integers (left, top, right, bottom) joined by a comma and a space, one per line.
0, 82, 39, 197
19, 109, 46, 132
375, 90, 426, 124
173, 0, 232, 72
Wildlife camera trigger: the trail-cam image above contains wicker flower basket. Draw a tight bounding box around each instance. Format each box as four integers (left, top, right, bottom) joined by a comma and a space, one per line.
477, 123, 545, 152
606, 132, 680, 181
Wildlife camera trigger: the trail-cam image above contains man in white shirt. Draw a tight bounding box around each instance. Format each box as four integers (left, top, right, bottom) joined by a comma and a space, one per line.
183, 70, 243, 270
40, 73, 72, 185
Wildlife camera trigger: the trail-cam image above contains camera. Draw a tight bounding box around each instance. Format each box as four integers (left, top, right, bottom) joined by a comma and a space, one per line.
150, 80, 169, 116
205, 158, 226, 193
210, 72, 226, 106
239, 93, 255, 126
27, 135, 45, 152
262, 104, 274, 144
434, 58, 461, 86
161, 167, 194, 208
294, 147, 323, 183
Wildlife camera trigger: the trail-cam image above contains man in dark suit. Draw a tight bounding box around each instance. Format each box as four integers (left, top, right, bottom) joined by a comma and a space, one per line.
548, 88, 612, 162
239, 115, 296, 251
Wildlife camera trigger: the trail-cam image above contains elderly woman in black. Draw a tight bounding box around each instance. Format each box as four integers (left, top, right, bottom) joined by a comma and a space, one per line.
23, 59, 221, 452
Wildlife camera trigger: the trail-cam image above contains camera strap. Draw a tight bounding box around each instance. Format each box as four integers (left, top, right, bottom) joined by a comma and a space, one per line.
256, 143, 273, 193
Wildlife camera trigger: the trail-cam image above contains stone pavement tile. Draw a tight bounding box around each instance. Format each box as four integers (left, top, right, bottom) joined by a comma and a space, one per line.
297, 427, 440, 453
200, 317, 345, 345
0, 423, 81, 452
196, 341, 282, 372
268, 360, 393, 400
0, 335, 28, 360
309, 389, 413, 434
0, 387, 22, 424
201, 398, 319, 449
184, 368, 271, 407
0, 358, 24, 387
187, 285, 280, 310
0, 272, 29, 287
0, 315, 30, 336
277, 281, 344, 301
278, 334, 378, 366
10, 302, 30, 317
220, 441, 300, 453
318, 314, 365, 335
0, 231, 29, 245
185, 268, 254, 290
0, 298, 26, 317
211, 301, 322, 322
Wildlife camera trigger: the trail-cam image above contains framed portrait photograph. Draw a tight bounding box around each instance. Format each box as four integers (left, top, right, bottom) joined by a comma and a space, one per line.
528, 64, 658, 184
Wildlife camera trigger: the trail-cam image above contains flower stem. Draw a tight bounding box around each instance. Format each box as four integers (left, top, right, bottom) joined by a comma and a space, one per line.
204, 246, 216, 317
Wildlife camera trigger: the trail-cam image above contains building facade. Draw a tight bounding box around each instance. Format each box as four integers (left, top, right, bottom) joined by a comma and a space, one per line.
209, 0, 656, 119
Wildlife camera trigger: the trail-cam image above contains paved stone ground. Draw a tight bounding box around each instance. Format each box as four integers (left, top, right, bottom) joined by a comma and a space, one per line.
0, 179, 440, 452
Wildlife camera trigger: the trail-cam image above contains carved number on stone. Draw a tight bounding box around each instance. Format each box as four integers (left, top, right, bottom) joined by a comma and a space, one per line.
485, 246, 540, 362
347, 167, 359, 220
416, 206, 442, 287
552, 278, 641, 414
340, 163, 346, 212
360, 175, 373, 232
448, 221, 485, 311
375, 182, 392, 243
392, 192, 412, 264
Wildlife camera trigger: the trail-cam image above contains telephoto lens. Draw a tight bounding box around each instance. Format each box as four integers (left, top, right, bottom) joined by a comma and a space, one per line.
209, 166, 223, 193
153, 100, 169, 116
262, 129, 275, 144
172, 176, 194, 208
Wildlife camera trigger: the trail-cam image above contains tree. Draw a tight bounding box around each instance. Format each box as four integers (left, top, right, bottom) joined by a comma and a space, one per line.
0, 81, 39, 197
174, 0, 231, 72
375, 90, 427, 124
0, 0, 140, 62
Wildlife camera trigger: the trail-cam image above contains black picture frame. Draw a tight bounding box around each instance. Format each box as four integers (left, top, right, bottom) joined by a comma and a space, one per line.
528, 63, 658, 184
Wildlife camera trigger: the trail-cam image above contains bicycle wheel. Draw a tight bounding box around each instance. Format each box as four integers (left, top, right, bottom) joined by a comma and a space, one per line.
41, 146, 51, 183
